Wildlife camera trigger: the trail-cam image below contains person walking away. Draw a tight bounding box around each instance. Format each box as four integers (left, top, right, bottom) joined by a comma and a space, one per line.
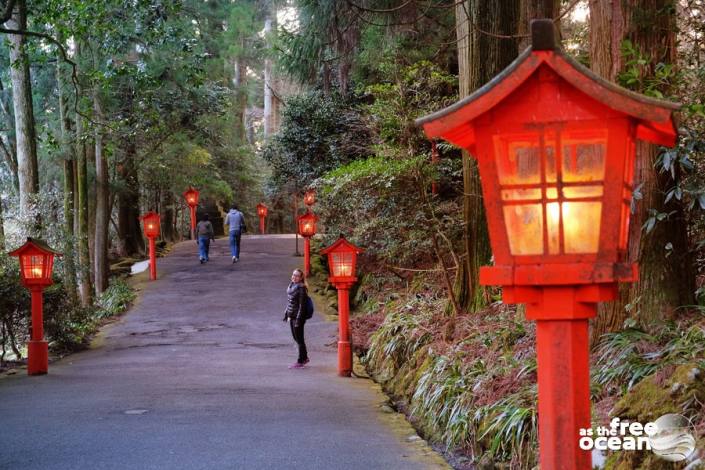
195, 213, 215, 264
225, 204, 246, 263
283, 268, 309, 369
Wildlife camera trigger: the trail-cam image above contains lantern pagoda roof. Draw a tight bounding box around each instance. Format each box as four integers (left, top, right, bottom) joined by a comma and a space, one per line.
298, 210, 319, 221
320, 235, 364, 255
9, 237, 62, 257
141, 211, 159, 219
415, 19, 680, 148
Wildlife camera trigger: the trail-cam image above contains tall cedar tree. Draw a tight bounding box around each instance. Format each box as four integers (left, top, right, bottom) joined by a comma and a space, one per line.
589, 0, 694, 343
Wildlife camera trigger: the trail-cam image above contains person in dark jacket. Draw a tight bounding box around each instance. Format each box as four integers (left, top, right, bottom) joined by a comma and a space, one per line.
195, 214, 215, 263
283, 268, 309, 369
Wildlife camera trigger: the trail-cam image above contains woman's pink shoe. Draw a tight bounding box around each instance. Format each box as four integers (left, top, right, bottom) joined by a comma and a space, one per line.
288, 362, 304, 369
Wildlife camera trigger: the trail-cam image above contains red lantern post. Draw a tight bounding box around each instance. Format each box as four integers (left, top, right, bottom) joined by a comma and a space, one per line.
183, 187, 200, 239
9, 238, 62, 375
141, 211, 161, 281
321, 236, 364, 377
303, 189, 316, 207
416, 20, 679, 470
297, 210, 319, 276
256, 203, 268, 234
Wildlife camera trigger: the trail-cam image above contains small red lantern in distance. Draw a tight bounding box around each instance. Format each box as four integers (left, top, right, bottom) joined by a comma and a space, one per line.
297, 211, 318, 238
183, 187, 199, 207
303, 189, 316, 206
257, 203, 268, 218
320, 235, 364, 284
9, 238, 61, 287
141, 211, 161, 238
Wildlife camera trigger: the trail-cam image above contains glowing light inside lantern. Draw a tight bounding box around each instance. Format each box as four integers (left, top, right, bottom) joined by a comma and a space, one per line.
494, 130, 606, 256
332, 252, 353, 277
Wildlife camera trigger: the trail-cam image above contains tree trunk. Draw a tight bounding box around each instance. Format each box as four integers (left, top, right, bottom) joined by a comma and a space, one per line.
94, 90, 109, 295
75, 110, 92, 306
117, 141, 144, 256
454, 0, 521, 313
233, 55, 248, 144
263, 8, 278, 137
518, 0, 561, 49
589, 0, 692, 344
56, 41, 78, 303
0, 198, 5, 251
161, 191, 175, 242
7, 0, 39, 225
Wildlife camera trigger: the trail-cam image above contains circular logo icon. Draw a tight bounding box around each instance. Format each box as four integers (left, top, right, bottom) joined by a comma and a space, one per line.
648, 414, 696, 462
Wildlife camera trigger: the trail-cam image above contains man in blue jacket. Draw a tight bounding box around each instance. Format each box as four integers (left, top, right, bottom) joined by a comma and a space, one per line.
225, 204, 246, 263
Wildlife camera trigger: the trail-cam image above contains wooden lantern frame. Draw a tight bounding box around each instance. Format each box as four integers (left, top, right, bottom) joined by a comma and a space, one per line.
297, 210, 319, 238
416, 21, 679, 289
9, 238, 62, 287
320, 235, 364, 286
141, 211, 161, 238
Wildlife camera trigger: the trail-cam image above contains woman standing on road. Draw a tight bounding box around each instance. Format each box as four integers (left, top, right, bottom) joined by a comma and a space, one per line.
283, 268, 309, 369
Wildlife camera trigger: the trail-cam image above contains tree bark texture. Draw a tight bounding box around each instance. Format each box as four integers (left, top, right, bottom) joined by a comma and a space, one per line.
233, 55, 248, 144
75, 112, 92, 306
117, 141, 145, 256
7, 0, 39, 221
57, 44, 78, 303
94, 91, 109, 295
518, 0, 561, 49
454, 0, 520, 313
263, 12, 277, 137
589, 0, 692, 344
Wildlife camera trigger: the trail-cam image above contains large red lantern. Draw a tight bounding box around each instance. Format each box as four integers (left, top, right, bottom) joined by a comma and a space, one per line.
416, 20, 679, 470
303, 189, 316, 206
256, 203, 268, 234
297, 211, 319, 276
9, 238, 62, 375
141, 212, 161, 280
321, 236, 364, 377
183, 187, 200, 238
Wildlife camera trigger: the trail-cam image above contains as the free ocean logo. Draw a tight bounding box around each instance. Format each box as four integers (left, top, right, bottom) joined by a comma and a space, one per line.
579, 414, 696, 461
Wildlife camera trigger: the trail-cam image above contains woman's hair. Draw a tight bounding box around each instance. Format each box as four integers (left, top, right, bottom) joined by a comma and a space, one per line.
202, 213, 210, 221
231, 204, 238, 210
293, 268, 309, 289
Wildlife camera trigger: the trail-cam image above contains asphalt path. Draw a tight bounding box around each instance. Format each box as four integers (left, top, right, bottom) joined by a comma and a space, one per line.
0, 235, 448, 470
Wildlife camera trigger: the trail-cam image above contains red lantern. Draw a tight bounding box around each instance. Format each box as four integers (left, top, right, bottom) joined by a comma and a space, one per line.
9, 238, 62, 375
183, 187, 200, 207
297, 211, 318, 238
297, 210, 319, 276
141, 211, 161, 239
256, 203, 268, 234
9, 238, 61, 288
320, 235, 364, 287
141, 212, 161, 280
416, 20, 679, 470
321, 235, 364, 377
183, 187, 200, 239
303, 189, 316, 206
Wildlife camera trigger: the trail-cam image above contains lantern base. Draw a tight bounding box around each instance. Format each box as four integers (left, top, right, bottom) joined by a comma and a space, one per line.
480, 262, 637, 286
338, 341, 352, 377
27, 340, 48, 375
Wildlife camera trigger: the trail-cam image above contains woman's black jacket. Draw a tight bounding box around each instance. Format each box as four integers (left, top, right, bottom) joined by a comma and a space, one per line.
284, 282, 306, 325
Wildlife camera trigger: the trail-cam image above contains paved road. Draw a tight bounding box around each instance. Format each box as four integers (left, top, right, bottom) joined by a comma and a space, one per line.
0, 235, 448, 470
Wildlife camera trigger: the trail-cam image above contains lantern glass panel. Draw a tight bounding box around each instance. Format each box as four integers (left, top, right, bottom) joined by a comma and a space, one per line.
331, 252, 353, 277
22, 254, 45, 279
494, 129, 607, 257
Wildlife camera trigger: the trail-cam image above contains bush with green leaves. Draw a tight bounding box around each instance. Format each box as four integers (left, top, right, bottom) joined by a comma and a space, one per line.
261, 90, 373, 196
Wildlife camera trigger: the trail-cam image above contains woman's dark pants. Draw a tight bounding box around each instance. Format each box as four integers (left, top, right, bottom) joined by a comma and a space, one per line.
289, 321, 308, 363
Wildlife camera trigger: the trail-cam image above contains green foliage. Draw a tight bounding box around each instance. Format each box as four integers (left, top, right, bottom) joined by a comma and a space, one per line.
95, 278, 136, 318
262, 90, 373, 195
364, 60, 457, 150
592, 317, 705, 395
364, 296, 538, 467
